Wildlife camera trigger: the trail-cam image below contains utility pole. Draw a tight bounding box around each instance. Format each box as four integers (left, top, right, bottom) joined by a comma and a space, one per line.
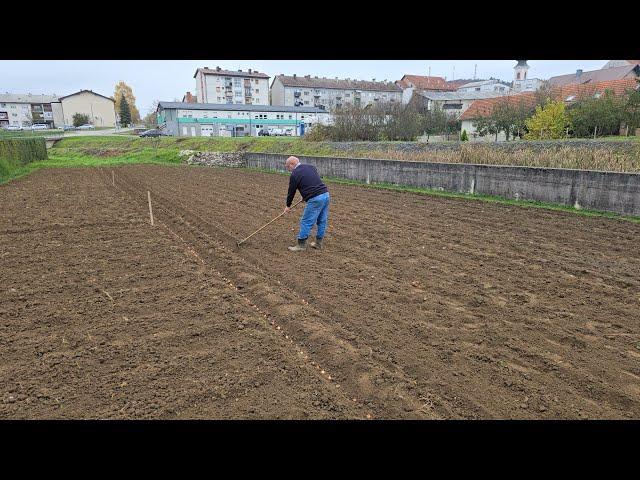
474, 64, 477, 80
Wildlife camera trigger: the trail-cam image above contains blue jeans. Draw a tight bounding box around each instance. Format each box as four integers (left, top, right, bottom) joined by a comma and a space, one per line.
298, 192, 330, 240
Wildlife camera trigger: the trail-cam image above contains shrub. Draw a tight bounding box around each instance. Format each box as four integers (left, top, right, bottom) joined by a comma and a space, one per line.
460, 130, 469, 142
73, 113, 90, 127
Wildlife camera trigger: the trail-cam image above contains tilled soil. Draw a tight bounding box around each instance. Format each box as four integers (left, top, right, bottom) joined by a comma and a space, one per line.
1, 165, 639, 419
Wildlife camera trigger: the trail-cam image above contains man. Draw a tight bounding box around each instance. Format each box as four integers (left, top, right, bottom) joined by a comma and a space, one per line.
283, 156, 330, 252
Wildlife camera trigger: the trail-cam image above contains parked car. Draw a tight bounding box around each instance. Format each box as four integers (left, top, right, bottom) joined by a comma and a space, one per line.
4, 125, 23, 131
62, 125, 77, 131
139, 129, 168, 137
258, 128, 270, 136
31, 124, 49, 130
77, 124, 95, 130
269, 128, 285, 136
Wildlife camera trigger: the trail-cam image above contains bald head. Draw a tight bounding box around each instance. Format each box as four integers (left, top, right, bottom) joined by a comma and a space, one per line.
285, 156, 300, 172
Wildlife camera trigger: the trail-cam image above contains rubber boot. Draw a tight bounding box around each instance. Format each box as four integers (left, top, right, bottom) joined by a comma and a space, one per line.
310, 237, 323, 249
288, 238, 307, 252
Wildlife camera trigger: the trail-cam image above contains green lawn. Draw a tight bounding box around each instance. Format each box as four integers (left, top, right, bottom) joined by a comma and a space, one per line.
0, 148, 181, 185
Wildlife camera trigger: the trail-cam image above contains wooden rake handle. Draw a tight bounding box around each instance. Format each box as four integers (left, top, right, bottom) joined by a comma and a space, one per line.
236, 198, 303, 246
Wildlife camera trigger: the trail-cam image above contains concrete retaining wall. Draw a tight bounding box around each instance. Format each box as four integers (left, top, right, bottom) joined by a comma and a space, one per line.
245, 152, 640, 217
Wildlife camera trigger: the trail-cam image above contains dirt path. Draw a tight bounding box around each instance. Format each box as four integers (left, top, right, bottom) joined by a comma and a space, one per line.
2, 164, 639, 418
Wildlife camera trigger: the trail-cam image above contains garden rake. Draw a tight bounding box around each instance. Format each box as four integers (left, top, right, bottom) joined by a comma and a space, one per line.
236, 199, 303, 247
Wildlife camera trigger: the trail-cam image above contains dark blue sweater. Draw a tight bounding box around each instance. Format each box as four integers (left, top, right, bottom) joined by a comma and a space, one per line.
286, 163, 328, 207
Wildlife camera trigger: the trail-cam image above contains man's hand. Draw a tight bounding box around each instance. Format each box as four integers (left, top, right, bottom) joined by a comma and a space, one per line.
283, 206, 291, 215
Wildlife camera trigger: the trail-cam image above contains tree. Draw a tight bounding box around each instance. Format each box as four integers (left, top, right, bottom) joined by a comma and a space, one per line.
113, 81, 141, 124
622, 82, 640, 136
142, 100, 160, 128
72, 113, 90, 127
119, 97, 132, 127
525, 100, 571, 139
568, 90, 624, 138
460, 129, 469, 141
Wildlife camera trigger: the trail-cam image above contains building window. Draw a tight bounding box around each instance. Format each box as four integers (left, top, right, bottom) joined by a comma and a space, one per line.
255, 89, 259, 94
10, 105, 16, 109
254, 79, 259, 84
345, 93, 350, 97
304, 91, 309, 96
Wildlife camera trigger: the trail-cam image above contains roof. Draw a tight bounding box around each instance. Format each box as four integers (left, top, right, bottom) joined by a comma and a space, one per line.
275, 75, 401, 92
58, 89, 115, 102
0, 93, 59, 104
553, 77, 639, 99
457, 79, 509, 89
417, 90, 511, 101
157, 102, 328, 114
460, 77, 639, 121
548, 64, 640, 87
194, 67, 269, 79
445, 79, 476, 89
460, 92, 538, 120
397, 75, 455, 91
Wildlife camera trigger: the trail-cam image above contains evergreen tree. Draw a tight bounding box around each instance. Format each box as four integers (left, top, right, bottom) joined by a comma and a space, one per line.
120, 97, 132, 127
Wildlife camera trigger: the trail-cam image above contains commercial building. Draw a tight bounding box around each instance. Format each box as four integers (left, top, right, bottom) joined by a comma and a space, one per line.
194, 67, 270, 105
0, 93, 63, 128
270, 75, 402, 110
156, 102, 331, 137
58, 90, 117, 127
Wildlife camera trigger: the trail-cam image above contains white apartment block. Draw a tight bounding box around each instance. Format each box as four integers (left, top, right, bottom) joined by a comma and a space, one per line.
194, 67, 270, 105
270, 74, 403, 110
0, 93, 64, 128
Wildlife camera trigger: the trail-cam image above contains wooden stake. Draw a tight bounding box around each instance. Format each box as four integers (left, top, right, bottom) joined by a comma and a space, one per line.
147, 191, 154, 226
112, 170, 115, 186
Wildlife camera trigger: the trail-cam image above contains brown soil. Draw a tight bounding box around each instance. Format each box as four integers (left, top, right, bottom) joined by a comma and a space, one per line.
1, 165, 639, 419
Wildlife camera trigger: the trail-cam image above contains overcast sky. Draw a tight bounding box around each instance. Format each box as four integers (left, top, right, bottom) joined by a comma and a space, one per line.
1, 60, 609, 114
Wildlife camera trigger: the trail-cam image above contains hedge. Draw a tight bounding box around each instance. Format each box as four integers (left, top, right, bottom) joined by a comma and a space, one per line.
0, 137, 48, 181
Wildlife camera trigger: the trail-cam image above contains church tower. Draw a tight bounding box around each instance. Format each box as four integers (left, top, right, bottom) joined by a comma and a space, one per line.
514, 60, 529, 82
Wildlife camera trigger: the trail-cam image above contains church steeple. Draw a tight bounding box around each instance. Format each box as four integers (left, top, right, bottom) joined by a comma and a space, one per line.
514, 60, 529, 82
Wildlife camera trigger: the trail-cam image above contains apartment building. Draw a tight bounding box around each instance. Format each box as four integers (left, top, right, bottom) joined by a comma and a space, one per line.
0, 93, 64, 128
156, 102, 331, 137
194, 67, 270, 105
270, 74, 402, 110
58, 90, 117, 127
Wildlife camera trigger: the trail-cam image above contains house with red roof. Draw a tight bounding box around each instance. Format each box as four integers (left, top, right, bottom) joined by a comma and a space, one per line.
459, 77, 639, 140
395, 74, 456, 104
